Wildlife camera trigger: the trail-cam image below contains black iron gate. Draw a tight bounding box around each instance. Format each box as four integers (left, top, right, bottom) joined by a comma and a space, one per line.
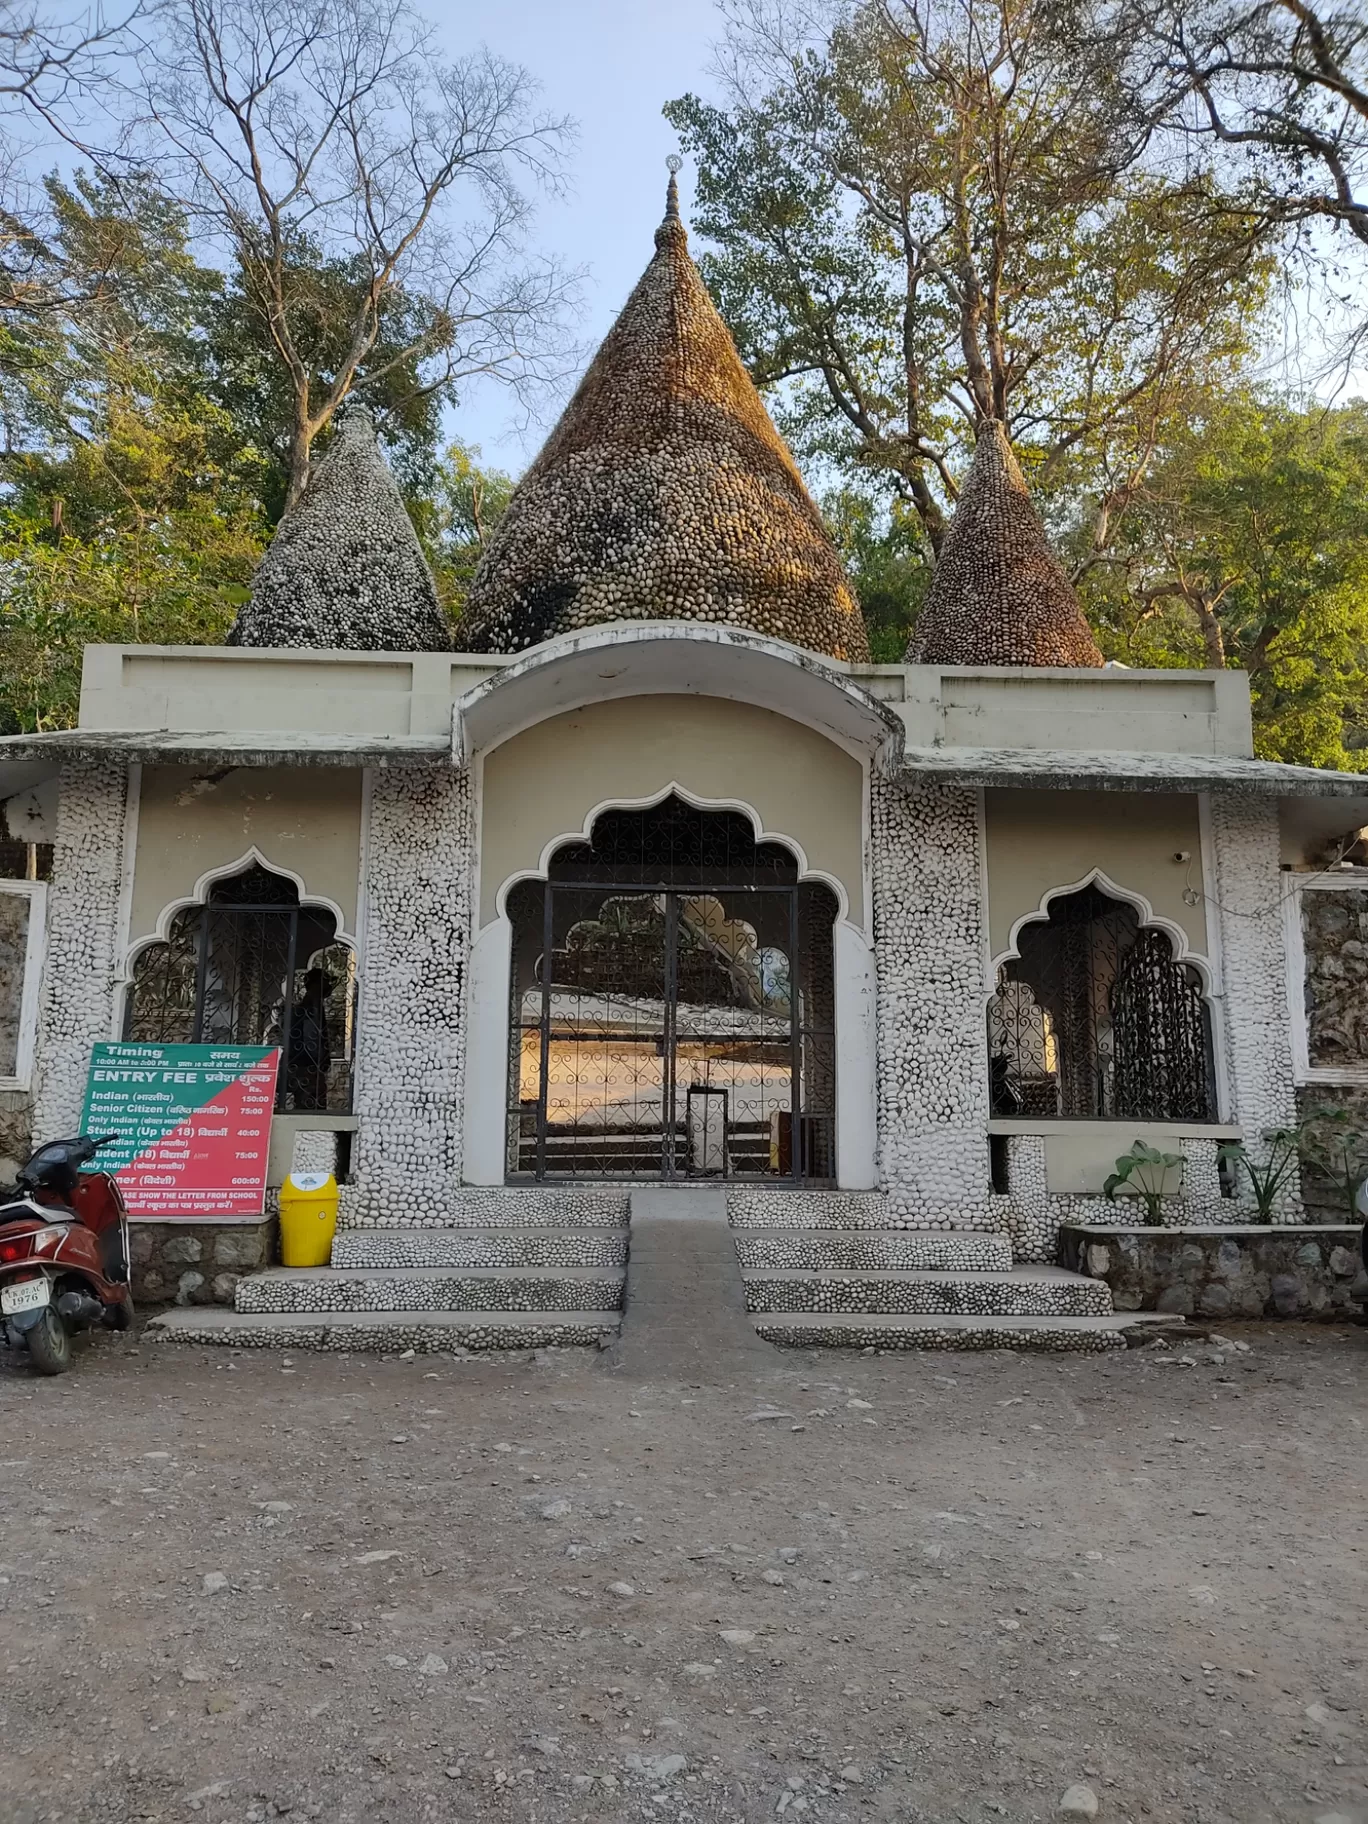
506, 797, 836, 1183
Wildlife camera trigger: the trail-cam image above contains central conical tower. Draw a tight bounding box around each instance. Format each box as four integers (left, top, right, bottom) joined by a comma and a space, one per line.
458, 175, 869, 662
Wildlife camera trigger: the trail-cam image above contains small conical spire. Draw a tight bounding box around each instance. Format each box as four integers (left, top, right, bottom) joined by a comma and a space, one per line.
665, 153, 681, 219
230, 399, 451, 653
906, 420, 1103, 668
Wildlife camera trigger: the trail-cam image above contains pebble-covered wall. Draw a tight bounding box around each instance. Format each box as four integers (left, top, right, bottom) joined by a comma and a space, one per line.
31, 761, 128, 1140
1206, 792, 1302, 1217
345, 766, 472, 1224
870, 778, 994, 1226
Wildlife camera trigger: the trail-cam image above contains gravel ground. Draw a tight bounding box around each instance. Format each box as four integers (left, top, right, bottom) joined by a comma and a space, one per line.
2, 1322, 1366, 1824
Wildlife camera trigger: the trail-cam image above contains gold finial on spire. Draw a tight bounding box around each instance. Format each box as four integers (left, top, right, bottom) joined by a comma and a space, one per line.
665, 152, 682, 219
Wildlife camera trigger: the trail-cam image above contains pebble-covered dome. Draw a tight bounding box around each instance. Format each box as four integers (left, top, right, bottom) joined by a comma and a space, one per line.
458, 177, 870, 663
906, 420, 1103, 668
229, 402, 451, 652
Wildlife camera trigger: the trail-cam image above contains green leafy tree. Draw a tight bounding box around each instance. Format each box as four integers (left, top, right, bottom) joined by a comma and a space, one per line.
410, 439, 515, 629
822, 485, 932, 659
0, 170, 265, 730
666, 0, 1273, 557
1079, 395, 1368, 768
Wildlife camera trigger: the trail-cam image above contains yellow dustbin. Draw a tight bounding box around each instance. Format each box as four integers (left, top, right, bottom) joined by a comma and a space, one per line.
278, 1170, 339, 1267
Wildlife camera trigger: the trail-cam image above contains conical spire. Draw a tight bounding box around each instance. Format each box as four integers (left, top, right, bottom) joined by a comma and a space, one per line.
458, 172, 869, 663
230, 402, 451, 652
906, 421, 1103, 668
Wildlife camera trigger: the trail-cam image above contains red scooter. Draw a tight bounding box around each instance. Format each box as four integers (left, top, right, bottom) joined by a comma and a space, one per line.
0, 1134, 134, 1375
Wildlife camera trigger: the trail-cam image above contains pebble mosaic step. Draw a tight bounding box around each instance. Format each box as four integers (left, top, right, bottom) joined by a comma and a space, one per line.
725, 1189, 1005, 1233
337, 1187, 630, 1231
749, 1312, 1155, 1353
235, 1265, 626, 1316
732, 1229, 1014, 1272
740, 1265, 1113, 1318
331, 1227, 629, 1270
148, 1307, 620, 1351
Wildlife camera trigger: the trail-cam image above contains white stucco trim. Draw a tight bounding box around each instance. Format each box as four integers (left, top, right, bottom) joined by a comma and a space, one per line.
473, 783, 878, 1189
990, 865, 1217, 994
0, 878, 46, 1090
1284, 869, 1368, 1085
493, 780, 853, 930
110, 762, 142, 1038
834, 919, 877, 1189
463, 917, 513, 1185
117, 843, 356, 983
453, 621, 905, 769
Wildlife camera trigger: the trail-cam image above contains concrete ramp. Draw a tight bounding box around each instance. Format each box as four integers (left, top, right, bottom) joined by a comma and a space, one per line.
611, 1187, 774, 1377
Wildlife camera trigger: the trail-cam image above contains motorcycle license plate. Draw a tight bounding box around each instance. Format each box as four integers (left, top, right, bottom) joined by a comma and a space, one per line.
1, 1278, 50, 1316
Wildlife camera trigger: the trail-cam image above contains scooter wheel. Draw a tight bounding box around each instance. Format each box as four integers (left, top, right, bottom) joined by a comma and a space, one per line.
108, 1291, 134, 1332
26, 1309, 72, 1375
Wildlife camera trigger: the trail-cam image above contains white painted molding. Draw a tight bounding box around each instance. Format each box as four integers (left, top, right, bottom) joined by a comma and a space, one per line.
120, 844, 355, 984
989, 865, 1217, 994
489, 780, 853, 930
0, 878, 47, 1090
1284, 871, 1368, 1084
472, 784, 878, 1190
463, 918, 512, 1184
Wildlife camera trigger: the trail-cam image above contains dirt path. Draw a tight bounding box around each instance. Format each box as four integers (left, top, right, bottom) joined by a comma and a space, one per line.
2, 1322, 1366, 1824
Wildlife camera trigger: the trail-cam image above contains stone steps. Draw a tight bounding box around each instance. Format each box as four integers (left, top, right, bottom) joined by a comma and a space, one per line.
148, 1307, 620, 1352
732, 1229, 1014, 1272
338, 1188, 629, 1231
332, 1227, 629, 1269
740, 1264, 1112, 1318
236, 1265, 625, 1316
749, 1312, 1164, 1353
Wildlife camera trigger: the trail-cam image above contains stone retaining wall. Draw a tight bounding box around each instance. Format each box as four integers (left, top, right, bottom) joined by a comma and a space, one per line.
130, 1219, 276, 1306
1059, 1223, 1364, 1321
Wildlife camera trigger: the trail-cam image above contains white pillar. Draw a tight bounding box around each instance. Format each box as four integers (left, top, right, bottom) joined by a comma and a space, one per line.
871, 778, 992, 1225
348, 765, 472, 1225
1206, 790, 1301, 1216
31, 761, 129, 1140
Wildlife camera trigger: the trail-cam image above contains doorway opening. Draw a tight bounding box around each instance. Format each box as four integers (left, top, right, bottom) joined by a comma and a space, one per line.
506, 795, 837, 1182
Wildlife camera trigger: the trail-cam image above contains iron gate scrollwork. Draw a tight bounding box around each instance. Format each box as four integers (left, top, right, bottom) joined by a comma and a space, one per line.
125, 862, 356, 1113
988, 881, 1214, 1121
507, 796, 838, 1181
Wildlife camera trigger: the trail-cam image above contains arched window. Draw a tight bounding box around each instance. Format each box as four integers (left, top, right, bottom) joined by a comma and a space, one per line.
989, 881, 1214, 1121
125, 862, 355, 1114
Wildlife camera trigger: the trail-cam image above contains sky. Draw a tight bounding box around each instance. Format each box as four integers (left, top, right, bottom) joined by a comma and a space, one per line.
437, 0, 725, 476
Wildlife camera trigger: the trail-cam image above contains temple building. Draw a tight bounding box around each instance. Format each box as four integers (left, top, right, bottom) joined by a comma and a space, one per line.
2, 177, 1367, 1350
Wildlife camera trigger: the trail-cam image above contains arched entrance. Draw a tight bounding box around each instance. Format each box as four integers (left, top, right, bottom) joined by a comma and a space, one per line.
506, 795, 838, 1182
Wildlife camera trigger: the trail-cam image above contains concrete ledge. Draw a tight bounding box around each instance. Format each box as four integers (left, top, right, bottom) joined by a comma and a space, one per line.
1059, 1223, 1366, 1321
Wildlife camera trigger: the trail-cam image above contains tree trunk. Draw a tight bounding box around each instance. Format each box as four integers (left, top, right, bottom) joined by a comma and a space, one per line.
1194, 593, 1227, 669
284, 421, 314, 514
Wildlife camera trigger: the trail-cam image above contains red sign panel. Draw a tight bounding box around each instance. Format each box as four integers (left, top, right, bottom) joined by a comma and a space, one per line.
81, 1043, 281, 1217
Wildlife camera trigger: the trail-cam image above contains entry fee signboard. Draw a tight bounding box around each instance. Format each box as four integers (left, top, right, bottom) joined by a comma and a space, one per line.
79, 1042, 281, 1217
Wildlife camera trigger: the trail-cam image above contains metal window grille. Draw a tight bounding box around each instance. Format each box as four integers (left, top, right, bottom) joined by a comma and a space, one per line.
125, 863, 355, 1113
988, 882, 1214, 1121
507, 795, 838, 1181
